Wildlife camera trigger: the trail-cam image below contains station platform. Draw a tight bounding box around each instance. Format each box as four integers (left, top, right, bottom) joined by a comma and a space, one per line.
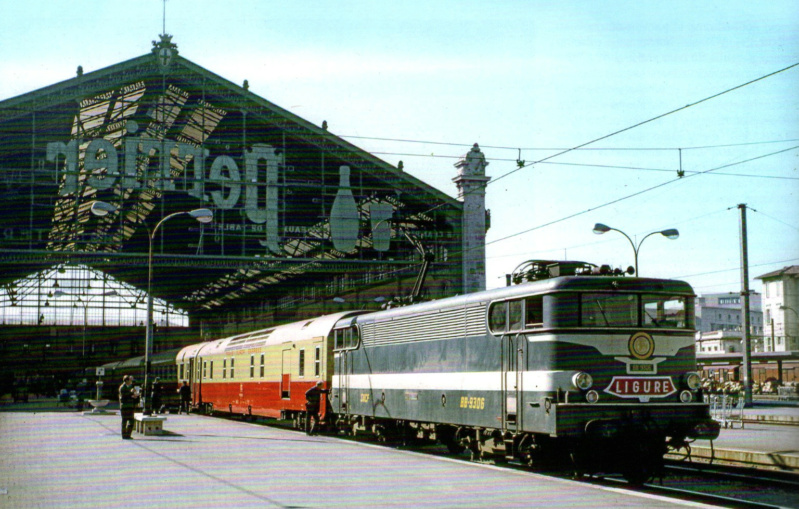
1, 401, 797, 507
0, 410, 726, 509
676, 402, 799, 470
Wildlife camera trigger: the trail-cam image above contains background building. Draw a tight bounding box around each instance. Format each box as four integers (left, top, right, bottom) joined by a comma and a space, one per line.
695, 292, 762, 354
757, 266, 799, 352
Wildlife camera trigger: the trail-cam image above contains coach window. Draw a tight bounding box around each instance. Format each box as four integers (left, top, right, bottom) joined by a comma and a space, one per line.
525, 296, 544, 328
222, 358, 227, 379
203, 361, 207, 379
250, 355, 255, 378
260, 354, 265, 378
314, 346, 321, 377
299, 349, 306, 377
489, 301, 507, 334
230, 358, 235, 378
210, 361, 214, 379
179, 363, 184, 381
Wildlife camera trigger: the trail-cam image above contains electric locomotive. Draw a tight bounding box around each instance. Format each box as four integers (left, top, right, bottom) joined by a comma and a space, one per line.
332, 260, 719, 482
178, 260, 719, 482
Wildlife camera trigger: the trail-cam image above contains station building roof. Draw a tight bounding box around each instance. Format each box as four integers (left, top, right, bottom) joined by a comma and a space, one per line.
0, 37, 463, 320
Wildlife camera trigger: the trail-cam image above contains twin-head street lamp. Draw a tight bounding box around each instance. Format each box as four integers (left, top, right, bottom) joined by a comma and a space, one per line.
90, 201, 213, 413
592, 223, 679, 276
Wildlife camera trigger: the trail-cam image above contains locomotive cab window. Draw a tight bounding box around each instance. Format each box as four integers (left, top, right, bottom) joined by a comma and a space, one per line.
333, 325, 360, 351
525, 296, 544, 328
643, 295, 692, 329
581, 293, 637, 327
488, 302, 507, 333
489, 296, 545, 334
508, 299, 523, 331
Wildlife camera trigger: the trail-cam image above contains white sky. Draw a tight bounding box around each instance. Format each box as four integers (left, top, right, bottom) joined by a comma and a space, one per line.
1, 0, 797, 297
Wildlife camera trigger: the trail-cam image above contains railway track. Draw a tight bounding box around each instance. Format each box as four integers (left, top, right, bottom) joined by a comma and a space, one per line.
572, 462, 799, 509
222, 413, 799, 507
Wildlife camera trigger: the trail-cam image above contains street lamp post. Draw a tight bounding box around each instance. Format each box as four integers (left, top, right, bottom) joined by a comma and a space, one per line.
144, 209, 213, 412
92, 201, 213, 413
91, 201, 213, 413
781, 305, 799, 318
592, 223, 679, 275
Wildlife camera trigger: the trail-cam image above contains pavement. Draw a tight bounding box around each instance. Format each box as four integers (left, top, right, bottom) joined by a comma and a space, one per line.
1, 399, 797, 508
0, 408, 726, 509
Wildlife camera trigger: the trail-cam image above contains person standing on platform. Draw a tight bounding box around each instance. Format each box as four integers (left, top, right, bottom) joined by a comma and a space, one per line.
150, 377, 163, 415
118, 375, 140, 439
178, 381, 191, 414
305, 381, 328, 435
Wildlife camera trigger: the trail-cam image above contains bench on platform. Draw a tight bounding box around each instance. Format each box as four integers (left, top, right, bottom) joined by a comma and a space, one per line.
134, 413, 166, 435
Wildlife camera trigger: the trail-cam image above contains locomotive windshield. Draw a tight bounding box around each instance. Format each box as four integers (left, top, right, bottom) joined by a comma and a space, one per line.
581, 293, 692, 329
490, 291, 694, 333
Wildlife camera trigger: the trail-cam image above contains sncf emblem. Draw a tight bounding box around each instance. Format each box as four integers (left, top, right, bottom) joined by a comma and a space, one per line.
604, 376, 676, 402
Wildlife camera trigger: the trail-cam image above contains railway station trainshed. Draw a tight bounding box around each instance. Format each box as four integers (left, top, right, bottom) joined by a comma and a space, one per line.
0, 36, 490, 390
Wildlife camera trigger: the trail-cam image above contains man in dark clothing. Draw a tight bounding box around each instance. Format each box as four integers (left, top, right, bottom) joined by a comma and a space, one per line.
118, 375, 140, 439
150, 377, 163, 415
178, 381, 191, 414
305, 381, 329, 435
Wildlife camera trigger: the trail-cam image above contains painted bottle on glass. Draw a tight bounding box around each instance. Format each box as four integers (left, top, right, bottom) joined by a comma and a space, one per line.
329, 165, 359, 252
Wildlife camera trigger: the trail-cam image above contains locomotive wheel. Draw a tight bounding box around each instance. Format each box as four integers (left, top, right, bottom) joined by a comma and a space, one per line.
621, 442, 662, 484
438, 426, 465, 455
445, 441, 466, 455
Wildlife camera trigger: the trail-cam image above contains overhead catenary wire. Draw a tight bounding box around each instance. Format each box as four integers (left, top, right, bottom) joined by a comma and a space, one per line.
484, 144, 799, 247
340, 64, 799, 288
340, 134, 799, 153
490, 62, 799, 186
367, 151, 799, 181
396, 62, 799, 229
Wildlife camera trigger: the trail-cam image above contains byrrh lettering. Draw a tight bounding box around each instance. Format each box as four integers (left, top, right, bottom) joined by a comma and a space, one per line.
46, 137, 282, 224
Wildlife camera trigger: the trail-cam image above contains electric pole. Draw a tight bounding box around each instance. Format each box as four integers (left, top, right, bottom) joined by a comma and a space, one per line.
738, 204, 753, 407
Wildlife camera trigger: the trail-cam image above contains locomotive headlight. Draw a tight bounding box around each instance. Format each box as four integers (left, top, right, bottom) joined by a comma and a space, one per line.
572, 372, 593, 390
679, 390, 693, 403
585, 390, 600, 404
685, 372, 702, 390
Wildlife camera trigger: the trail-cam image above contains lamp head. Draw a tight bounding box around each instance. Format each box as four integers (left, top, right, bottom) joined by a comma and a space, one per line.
593, 223, 611, 235
90, 201, 117, 217
188, 208, 213, 224
660, 228, 679, 240
53, 290, 65, 298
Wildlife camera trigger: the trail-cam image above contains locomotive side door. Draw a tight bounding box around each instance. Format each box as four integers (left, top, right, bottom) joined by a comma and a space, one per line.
333, 327, 350, 416
335, 349, 349, 415
501, 299, 526, 433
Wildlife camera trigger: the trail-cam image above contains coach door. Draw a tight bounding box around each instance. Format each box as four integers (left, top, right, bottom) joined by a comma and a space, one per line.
500, 299, 526, 433
281, 349, 291, 400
